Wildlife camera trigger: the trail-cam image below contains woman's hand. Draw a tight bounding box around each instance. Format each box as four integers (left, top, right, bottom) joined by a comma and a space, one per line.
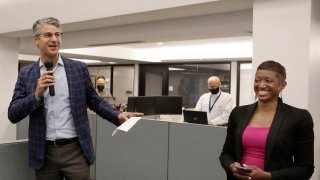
230, 162, 252, 180
229, 163, 271, 180
243, 166, 271, 180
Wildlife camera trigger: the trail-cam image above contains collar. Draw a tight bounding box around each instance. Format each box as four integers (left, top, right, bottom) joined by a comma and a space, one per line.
39, 54, 64, 68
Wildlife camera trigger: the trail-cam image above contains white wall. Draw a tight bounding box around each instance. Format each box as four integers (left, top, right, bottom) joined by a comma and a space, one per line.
238, 63, 253, 106
230, 61, 238, 107
309, 0, 320, 179
134, 64, 139, 96
113, 66, 135, 104
0, 37, 19, 142
253, 0, 310, 107
253, 0, 319, 179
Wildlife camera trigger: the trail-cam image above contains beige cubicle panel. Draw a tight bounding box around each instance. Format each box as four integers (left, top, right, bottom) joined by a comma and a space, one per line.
0, 141, 35, 180
168, 122, 227, 180
14, 114, 227, 180
95, 116, 227, 180
96, 117, 169, 180
16, 113, 97, 180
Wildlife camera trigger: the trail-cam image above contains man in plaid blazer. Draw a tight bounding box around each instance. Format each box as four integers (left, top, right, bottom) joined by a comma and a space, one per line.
8, 17, 141, 180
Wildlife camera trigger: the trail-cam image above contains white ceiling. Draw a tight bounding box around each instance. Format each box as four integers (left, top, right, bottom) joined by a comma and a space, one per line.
4, 0, 254, 64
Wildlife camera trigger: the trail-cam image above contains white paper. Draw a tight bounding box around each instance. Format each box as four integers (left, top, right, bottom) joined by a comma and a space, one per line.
112, 117, 141, 136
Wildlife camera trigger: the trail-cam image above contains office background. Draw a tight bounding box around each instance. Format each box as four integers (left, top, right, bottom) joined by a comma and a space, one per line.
0, 0, 319, 179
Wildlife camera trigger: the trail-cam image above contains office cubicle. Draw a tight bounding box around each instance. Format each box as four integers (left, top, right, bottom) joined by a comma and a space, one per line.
11, 114, 227, 180
0, 141, 35, 180
95, 117, 227, 180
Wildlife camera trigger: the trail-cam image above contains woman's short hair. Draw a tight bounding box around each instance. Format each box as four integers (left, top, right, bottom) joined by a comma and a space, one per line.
257, 60, 286, 81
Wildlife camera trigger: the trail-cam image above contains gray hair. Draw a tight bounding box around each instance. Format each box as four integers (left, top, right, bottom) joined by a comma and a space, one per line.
32, 17, 61, 36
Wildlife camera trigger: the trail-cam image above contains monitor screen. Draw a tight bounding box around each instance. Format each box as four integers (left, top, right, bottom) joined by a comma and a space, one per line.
127, 96, 182, 115
135, 96, 156, 115
127, 96, 136, 112
154, 96, 182, 114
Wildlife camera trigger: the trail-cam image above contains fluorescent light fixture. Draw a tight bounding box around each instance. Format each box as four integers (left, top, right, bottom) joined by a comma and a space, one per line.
72, 58, 102, 63
136, 37, 252, 62
60, 37, 252, 63
107, 62, 117, 64
157, 42, 252, 61
169, 67, 186, 71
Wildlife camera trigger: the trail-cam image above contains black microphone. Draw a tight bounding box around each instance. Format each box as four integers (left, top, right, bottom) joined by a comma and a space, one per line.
44, 60, 55, 96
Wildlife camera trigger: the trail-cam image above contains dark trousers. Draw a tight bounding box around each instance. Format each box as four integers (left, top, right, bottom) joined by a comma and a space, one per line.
35, 141, 91, 180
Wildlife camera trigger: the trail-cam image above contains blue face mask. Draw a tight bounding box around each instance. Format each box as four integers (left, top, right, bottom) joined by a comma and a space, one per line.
209, 88, 219, 94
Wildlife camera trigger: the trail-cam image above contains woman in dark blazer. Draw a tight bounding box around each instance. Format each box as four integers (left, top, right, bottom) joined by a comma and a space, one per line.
219, 60, 314, 180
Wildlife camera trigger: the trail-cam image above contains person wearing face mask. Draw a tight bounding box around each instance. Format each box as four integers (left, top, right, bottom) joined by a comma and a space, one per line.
96, 75, 115, 106
194, 76, 233, 126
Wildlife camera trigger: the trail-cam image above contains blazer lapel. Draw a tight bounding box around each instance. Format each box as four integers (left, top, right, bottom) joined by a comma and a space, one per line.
30, 60, 45, 120
62, 57, 74, 107
31, 60, 41, 92
235, 102, 257, 161
264, 99, 286, 170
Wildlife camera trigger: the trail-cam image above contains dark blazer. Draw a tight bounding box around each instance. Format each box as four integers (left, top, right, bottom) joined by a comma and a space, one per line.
8, 57, 121, 170
219, 99, 314, 180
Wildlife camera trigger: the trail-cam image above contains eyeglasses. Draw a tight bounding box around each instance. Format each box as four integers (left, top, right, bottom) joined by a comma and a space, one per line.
38, 32, 63, 39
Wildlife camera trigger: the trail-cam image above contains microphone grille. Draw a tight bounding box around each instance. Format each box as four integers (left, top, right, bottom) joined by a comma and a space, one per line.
44, 60, 53, 69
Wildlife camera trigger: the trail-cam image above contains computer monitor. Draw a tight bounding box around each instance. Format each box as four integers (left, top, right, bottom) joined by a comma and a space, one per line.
154, 96, 182, 114
135, 96, 156, 115
127, 96, 182, 115
183, 110, 208, 125
127, 96, 156, 115
127, 96, 136, 112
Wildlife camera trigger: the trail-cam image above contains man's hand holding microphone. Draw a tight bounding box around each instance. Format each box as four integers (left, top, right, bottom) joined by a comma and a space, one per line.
35, 60, 55, 98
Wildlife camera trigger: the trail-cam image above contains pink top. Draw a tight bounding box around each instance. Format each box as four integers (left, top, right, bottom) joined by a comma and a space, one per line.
241, 126, 270, 170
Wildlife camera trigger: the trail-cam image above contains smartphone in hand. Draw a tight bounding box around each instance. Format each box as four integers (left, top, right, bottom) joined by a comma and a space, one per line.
236, 165, 252, 173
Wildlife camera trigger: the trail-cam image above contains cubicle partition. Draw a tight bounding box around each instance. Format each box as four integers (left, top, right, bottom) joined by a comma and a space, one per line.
168, 122, 226, 180
0, 141, 35, 180
96, 116, 227, 180
10, 114, 227, 180
15, 113, 97, 180
96, 118, 169, 180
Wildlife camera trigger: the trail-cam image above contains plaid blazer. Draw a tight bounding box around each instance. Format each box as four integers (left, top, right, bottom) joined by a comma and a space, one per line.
8, 56, 120, 169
